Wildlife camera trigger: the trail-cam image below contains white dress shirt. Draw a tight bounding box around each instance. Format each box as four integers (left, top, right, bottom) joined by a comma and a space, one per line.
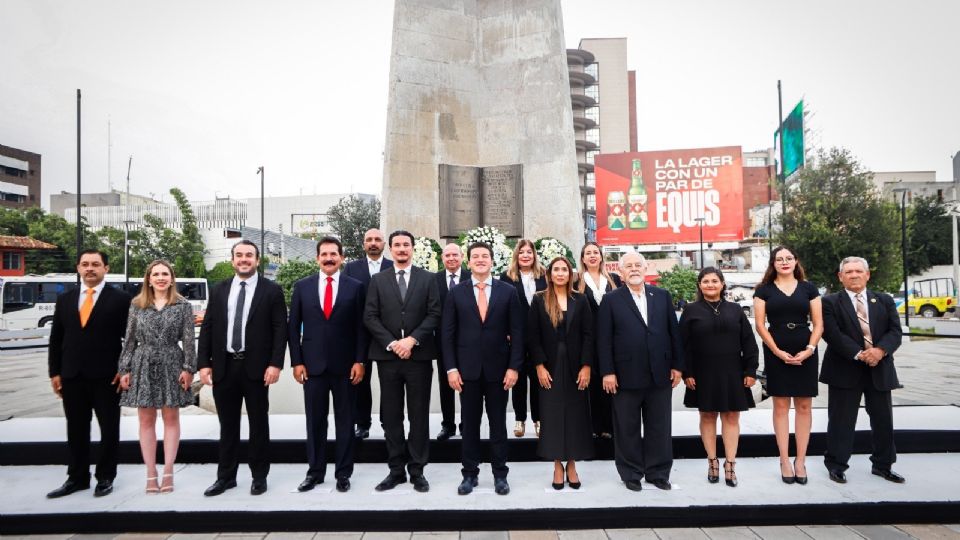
520, 271, 535, 305
845, 289, 869, 320
630, 285, 648, 324
368, 256, 383, 275
446, 270, 460, 290
472, 275, 494, 304
77, 280, 107, 310
319, 271, 340, 309
227, 273, 259, 353
582, 271, 605, 306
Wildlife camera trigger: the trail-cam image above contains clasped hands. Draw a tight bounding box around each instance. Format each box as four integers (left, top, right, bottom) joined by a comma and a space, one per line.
389, 336, 417, 360
857, 347, 885, 367
776, 348, 813, 366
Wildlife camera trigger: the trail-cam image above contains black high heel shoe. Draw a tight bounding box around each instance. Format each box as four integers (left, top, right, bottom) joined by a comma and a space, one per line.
780, 459, 796, 484
707, 457, 719, 484
566, 468, 581, 489
552, 467, 564, 490
724, 460, 738, 488
794, 458, 808, 485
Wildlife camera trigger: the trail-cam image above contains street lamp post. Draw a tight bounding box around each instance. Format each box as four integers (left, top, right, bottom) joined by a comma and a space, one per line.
257, 166, 265, 272
123, 219, 136, 284
694, 217, 706, 269
892, 187, 909, 327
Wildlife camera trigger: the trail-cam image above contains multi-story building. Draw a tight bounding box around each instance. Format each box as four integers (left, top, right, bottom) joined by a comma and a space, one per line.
0, 144, 41, 208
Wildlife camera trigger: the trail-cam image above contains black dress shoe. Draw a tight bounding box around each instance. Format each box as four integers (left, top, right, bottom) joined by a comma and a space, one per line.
624, 479, 643, 492
93, 479, 113, 497
552, 481, 564, 490
411, 475, 430, 493
336, 477, 351, 492
872, 468, 906, 483
457, 476, 478, 495
250, 479, 268, 495
828, 470, 847, 484
46, 479, 89, 499
436, 426, 455, 441
647, 479, 672, 490
375, 474, 407, 491
494, 477, 510, 495
297, 475, 323, 492
204, 479, 237, 496
355, 426, 370, 439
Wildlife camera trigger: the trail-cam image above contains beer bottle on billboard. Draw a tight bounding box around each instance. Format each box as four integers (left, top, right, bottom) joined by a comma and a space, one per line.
607, 191, 626, 231
628, 159, 649, 229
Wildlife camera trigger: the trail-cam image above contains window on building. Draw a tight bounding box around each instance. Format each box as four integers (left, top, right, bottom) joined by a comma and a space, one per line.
586, 128, 600, 146
587, 150, 598, 165
745, 157, 768, 167
585, 63, 598, 79
586, 172, 595, 188
586, 194, 596, 211
585, 106, 599, 124
2, 252, 22, 270
585, 85, 599, 102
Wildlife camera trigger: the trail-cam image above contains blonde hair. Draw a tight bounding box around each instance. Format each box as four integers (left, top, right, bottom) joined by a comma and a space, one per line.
541, 257, 573, 328
505, 239, 545, 281
132, 259, 184, 309
576, 241, 617, 294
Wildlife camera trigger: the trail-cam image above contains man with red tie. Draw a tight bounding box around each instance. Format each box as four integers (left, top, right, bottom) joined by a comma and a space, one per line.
289, 237, 369, 493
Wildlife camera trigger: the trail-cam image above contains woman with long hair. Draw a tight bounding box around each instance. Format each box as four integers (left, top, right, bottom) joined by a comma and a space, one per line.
118, 260, 196, 494
681, 267, 759, 487
527, 257, 594, 489
753, 246, 823, 485
501, 239, 547, 437
574, 241, 622, 439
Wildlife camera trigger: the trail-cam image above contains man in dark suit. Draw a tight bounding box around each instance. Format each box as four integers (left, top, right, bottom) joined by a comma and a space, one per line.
820, 256, 904, 484
198, 240, 288, 496
343, 228, 393, 439
289, 236, 368, 493
597, 251, 683, 492
434, 242, 469, 440
364, 230, 441, 492
442, 242, 524, 496
47, 250, 131, 498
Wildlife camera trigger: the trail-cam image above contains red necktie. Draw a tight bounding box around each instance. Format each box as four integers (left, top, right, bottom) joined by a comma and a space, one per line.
323, 276, 333, 319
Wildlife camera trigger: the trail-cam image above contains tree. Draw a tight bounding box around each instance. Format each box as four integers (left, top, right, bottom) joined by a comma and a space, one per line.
25, 209, 102, 274
906, 195, 954, 275
0, 207, 29, 236
327, 195, 380, 260
778, 147, 901, 292
657, 265, 698, 303
274, 259, 319, 304
206, 261, 236, 285
170, 188, 207, 277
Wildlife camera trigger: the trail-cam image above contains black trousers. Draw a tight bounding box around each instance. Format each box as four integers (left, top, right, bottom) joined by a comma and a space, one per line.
61, 376, 120, 483
355, 359, 374, 429
824, 369, 896, 473
510, 361, 540, 423
436, 358, 457, 431
611, 385, 673, 483
461, 378, 509, 479
378, 360, 433, 477
589, 374, 614, 435
304, 372, 357, 480
212, 356, 271, 482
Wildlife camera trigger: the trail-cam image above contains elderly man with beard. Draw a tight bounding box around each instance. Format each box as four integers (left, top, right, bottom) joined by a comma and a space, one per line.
597, 251, 684, 492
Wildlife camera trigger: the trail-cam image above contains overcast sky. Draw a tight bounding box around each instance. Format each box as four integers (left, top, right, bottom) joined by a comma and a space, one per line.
1, 0, 957, 209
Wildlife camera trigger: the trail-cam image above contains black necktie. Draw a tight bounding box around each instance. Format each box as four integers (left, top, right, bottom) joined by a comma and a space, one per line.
398, 270, 407, 301
449, 273, 456, 290
232, 281, 246, 352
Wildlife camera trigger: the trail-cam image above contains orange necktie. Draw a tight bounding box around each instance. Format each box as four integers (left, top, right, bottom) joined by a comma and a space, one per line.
476, 282, 488, 322
79, 288, 95, 328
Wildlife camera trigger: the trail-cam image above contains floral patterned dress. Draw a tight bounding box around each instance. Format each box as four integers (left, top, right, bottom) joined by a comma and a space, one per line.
119, 298, 196, 408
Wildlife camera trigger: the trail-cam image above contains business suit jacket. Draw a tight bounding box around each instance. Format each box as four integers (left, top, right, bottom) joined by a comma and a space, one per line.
343, 257, 393, 288
575, 272, 624, 314
434, 268, 470, 355
441, 279, 525, 381
526, 292, 594, 379
49, 285, 131, 379
289, 273, 369, 376
500, 272, 547, 313
197, 276, 288, 383
364, 265, 441, 362
820, 289, 902, 391
596, 285, 684, 389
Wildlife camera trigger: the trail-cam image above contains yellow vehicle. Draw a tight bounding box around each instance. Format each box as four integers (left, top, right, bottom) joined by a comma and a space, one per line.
896, 278, 956, 318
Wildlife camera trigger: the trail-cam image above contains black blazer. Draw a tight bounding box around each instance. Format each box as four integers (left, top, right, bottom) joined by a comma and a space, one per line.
363, 265, 442, 362
500, 272, 547, 313
820, 290, 902, 391
441, 278, 524, 382
197, 276, 288, 383
343, 257, 393, 288
48, 285, 131, 379
526, 292, 594, 379
596, 285, 684, 389
575, 272, 624, 314
288, 273, 369, 376
434, 268, 470, 360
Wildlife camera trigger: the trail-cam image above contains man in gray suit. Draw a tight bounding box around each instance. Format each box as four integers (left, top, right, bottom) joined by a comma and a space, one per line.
364, 230, 442, 493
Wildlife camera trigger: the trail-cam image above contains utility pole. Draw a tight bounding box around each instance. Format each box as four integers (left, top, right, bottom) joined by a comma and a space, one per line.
75, 90, 82, 285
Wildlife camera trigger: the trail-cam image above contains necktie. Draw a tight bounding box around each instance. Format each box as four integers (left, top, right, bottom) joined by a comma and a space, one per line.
398, 270, 407, 301
449, 274, 456, 290
855, 293, 873, 347
476, 282, 488, 322
232, 281, 246, 352
79, 288, 94, 328
323, 276, 333, 319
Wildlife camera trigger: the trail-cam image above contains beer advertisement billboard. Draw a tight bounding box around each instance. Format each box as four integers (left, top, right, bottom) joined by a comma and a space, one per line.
595, 146, 744, 245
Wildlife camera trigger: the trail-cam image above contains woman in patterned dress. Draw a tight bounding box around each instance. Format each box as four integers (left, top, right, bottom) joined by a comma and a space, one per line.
119, 259, 196, 494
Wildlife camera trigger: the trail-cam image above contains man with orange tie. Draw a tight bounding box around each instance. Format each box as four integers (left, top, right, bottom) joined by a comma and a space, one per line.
47, 250, 131, 498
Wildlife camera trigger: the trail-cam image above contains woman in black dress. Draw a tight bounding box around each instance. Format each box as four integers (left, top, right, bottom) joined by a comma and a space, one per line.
574, 241, 623, 439
501, 239, 547, 437
528, 257, 594, 489
753, 246, 823, 485
682, 267, 758, 487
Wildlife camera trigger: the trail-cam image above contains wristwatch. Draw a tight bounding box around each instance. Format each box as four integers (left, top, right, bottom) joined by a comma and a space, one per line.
805, 344, 816, 351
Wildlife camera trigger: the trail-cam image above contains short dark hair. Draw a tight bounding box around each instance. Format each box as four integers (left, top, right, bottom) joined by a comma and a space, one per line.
76, 249, 108, 266
467, 242, 493, 259
231, 239, 260, 259
317, 236, 343, 256
388, 230, 415, 247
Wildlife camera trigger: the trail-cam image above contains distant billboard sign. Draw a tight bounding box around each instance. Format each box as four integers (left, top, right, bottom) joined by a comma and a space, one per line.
291, 213, 327, 236
595, 146, 744, 245
779, 100, 804, 179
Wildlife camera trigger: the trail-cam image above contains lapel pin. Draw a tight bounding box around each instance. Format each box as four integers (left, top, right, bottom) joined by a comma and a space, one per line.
870, 298, 877, 303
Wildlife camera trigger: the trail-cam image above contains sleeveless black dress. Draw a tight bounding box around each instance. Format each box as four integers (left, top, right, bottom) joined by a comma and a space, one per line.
754, 281, 820, 397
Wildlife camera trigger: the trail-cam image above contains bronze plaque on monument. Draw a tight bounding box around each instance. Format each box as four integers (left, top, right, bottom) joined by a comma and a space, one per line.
438, 165, 481, 238
481, 165, 523, 236
439, 163, 523, 238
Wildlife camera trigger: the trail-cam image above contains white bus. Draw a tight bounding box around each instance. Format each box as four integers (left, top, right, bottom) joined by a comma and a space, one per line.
0, 274, 209, 330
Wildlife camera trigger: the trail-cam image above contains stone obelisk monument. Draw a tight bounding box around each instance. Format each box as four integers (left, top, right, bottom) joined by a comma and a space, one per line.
380, 0, 583, 250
